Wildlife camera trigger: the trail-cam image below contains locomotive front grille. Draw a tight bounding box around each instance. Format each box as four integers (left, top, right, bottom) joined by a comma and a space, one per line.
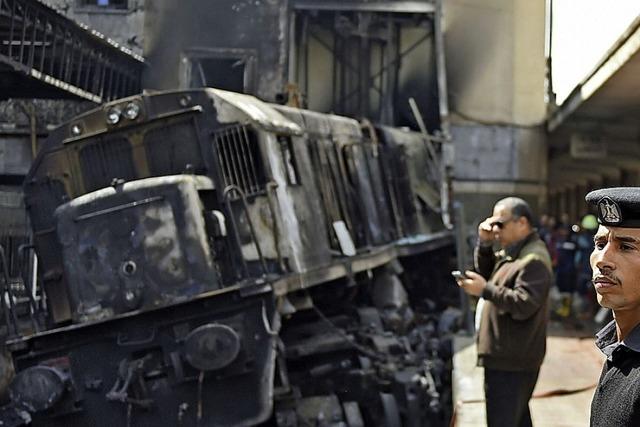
213, 125, 266, 200
79, 136, 137, 192
144, 119, 205, 176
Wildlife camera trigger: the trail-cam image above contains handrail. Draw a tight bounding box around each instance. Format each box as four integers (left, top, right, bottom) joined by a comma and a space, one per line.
223, 184, 269, 278
0, 245, 19, 336
0, 0, 143, 102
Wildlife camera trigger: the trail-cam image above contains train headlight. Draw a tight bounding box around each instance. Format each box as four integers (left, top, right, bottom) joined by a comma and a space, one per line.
106, 107, 122, 125
10, 366, 67, 412
123, 102, 141, 120
184, 324, 240, 371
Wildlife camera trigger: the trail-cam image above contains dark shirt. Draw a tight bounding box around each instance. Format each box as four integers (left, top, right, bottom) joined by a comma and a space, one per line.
591, 320, 640, 426
555, 236, 577, 273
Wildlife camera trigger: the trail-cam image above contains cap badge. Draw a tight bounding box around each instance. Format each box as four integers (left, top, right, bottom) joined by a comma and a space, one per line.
598, 197, 621, 224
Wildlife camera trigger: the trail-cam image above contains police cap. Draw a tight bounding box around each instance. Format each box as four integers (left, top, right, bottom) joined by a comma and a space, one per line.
585, 187, 640, 228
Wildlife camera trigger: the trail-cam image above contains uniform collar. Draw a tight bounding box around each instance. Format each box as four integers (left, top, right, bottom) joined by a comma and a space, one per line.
596, 320, 640, 361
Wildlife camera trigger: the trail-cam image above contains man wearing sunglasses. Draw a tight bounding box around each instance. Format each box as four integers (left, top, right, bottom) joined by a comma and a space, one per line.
586, 188, 640, 426
456, 197, 552, 427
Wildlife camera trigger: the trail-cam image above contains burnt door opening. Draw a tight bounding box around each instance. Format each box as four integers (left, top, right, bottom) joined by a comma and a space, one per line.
190, 58, 246, 93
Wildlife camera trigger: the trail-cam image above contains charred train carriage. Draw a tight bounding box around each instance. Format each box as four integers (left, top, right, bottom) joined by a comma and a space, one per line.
0, 88, 458, 426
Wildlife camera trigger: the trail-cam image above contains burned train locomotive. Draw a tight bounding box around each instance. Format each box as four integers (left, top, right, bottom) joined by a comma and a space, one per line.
0, 88, 458, 426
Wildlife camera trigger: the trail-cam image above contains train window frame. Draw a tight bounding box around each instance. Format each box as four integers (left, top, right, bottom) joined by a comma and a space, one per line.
143, 115, 207, 176
77, 134, 137, 193
278, 135, 301, 186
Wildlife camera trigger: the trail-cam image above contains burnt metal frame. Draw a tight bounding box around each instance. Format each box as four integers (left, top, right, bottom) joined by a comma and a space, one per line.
290, 0, 449, 127
293, 1, 436, 14
179, 47, 258, 94
0, 0, 143, 102
320, 28, 433, 117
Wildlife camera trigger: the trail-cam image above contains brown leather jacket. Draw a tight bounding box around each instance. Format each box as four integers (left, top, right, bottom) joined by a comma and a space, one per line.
474, 232, 552, 371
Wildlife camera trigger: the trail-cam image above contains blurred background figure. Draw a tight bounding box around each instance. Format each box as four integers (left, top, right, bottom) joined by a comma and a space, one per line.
538, 213, 552, 244
545, 216, 559, 270
573, 214, 599, 318
553, 217, 577, 317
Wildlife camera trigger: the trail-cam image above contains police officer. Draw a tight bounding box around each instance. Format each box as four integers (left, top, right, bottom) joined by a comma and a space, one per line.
586, 188, 640, 426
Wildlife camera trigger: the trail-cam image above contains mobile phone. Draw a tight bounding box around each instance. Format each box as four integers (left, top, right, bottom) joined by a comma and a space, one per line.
451, 270, 468, 280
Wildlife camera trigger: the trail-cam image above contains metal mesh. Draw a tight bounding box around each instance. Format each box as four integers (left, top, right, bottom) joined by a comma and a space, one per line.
213, 125, 266, 199
79, 135, 136, 192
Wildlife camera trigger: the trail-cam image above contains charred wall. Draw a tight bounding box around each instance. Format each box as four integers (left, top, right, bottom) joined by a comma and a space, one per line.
143, 0, 288, 102
37, 0, 445, 128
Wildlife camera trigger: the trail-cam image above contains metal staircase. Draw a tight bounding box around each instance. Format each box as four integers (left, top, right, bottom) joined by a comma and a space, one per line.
0, 0, 143, 102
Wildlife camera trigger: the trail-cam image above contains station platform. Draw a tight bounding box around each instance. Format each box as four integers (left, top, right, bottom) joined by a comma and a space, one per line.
452, 321, 605, 426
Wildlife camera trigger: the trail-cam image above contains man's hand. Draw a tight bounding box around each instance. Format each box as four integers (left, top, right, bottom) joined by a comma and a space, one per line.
478, 216, 498, 244
456, 270, 487, 297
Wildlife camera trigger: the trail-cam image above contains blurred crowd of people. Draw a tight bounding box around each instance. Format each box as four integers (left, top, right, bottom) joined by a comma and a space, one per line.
537, 213, 599, 320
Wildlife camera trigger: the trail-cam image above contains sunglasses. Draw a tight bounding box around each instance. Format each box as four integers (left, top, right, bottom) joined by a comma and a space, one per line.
491, 217, 516, 229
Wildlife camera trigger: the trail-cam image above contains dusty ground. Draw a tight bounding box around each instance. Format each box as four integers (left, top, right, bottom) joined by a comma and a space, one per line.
452, 318, 605, 427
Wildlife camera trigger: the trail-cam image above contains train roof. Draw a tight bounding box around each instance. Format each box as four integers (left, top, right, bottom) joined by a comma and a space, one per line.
27, 88, 303, 184
206, 88, 302, 135
43, 88, 302, 148
273, 105, 362, 139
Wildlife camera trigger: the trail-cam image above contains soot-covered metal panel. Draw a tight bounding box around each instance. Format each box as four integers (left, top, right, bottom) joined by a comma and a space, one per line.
55, 174, 220, 322
143, 0, 288, 102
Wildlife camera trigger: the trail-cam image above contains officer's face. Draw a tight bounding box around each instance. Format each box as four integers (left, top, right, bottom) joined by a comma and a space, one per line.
591, 225, 640, 312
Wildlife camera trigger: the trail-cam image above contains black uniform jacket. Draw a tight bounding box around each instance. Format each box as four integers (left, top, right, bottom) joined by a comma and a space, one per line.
591, 320, 640, 426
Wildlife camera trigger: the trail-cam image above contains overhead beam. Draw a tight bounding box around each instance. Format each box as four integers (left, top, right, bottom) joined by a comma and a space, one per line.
550, 154, 640, 172
548, 165, 618, 190
293, 0, 436, 14
548, 169, 603, 185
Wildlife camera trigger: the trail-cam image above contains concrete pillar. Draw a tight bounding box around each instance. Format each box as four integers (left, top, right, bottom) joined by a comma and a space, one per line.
444, 0, 548, 227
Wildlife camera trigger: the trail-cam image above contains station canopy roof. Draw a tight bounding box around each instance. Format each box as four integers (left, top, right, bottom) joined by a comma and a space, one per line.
547, 15, 640, 189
